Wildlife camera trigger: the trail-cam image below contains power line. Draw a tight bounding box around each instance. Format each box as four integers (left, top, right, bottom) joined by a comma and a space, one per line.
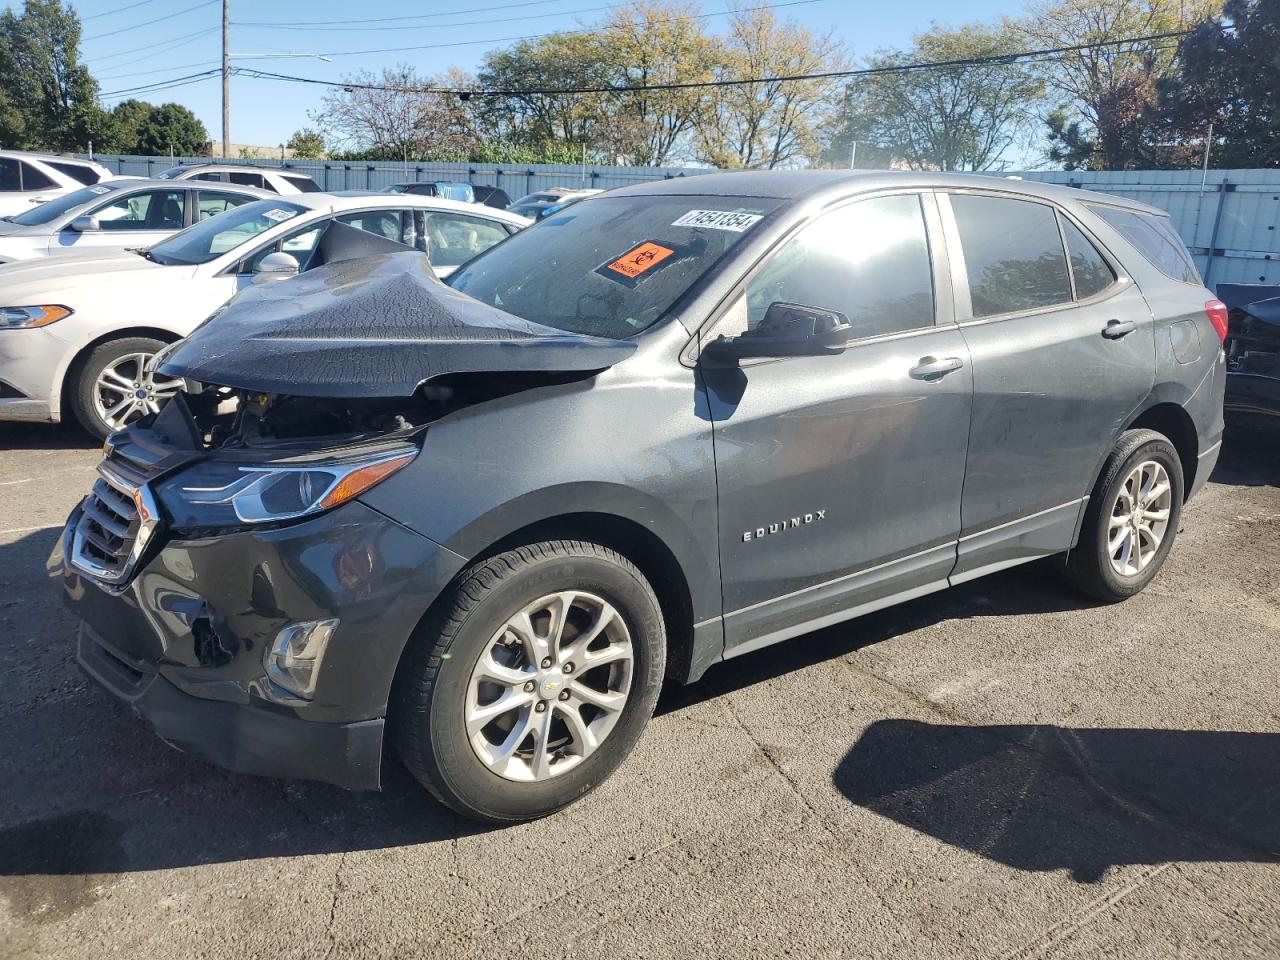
85, 26, 220, 66
246, 0, 823, 59
82, 0, 166, 21
237, 0, 584, 29
97, 59, 221, 82
234, 2, 663, 33
236, 27, 1212, 98
82, 0, 219, 43
99, 67, 223, 100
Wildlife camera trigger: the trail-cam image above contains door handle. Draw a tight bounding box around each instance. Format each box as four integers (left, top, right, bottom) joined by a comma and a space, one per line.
909, 356, 964, 380
1102, 319, 1137, 339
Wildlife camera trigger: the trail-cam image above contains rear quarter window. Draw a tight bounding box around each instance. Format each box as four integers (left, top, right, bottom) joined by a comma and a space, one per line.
47, 161, 102, 185
1085, 204, 1200, 284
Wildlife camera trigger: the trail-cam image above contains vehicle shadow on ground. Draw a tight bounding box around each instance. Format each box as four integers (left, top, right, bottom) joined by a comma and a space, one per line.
0, 421, 98, 451
1211, 417, 1280, 487
833, 719, 1280, 883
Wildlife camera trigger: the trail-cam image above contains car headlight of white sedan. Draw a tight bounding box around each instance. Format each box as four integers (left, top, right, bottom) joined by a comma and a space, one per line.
0, 305, 73, 329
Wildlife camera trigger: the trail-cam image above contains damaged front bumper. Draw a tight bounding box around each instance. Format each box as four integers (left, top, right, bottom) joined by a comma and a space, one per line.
54, 498, 466, 791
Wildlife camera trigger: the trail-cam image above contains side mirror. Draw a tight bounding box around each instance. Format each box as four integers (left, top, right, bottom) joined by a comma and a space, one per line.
252, 251, 300, 284
704, 302, 854, 362
70, 215, 100, 233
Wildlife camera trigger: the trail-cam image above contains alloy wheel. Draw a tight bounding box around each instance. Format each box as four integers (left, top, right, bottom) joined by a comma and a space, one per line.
465, 591, 634, 782
1107, 459, 1173, 577
92, 352, 184, 430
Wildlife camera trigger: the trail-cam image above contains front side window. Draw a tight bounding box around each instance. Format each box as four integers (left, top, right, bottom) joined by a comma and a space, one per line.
196, 190, 256, 221
242, 223, 325, 273
425, 212, 511, 268
1062, 218, 1116, 299
91, 190, 186, 230
448, 194, 781, 337
19, 162, 55, 191
1086, 204, 1199, 284
147, 200, 308, 265
951, 194, 1073, 318
737, 193, 935, 339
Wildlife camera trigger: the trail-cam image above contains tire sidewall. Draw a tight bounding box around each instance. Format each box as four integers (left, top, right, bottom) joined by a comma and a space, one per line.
72, 336, 166, 440
426, 551, 665, 821
1089, 436, 1184, 597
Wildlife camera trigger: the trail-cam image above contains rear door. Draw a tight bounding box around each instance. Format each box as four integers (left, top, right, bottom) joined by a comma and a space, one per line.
705, 191, 973, 656
938, 190, 1155, 581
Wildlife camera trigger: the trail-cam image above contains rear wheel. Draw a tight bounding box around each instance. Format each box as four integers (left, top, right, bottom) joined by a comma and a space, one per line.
1066, 429, 1184, 602
71, 336, 183, 440
397, 540, 665, 823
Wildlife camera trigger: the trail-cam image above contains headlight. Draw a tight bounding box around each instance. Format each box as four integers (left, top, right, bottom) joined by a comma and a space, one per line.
156, 447, 417, 530
0, 305, 72, 329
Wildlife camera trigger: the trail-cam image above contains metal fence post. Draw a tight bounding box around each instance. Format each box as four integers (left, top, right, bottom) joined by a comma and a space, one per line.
1204, 177, 1233, 289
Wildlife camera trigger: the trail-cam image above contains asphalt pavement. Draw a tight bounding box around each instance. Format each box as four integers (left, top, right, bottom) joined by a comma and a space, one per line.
1, 419, 1277, 959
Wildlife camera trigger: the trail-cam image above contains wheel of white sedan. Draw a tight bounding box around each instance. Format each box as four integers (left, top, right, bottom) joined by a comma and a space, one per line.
71, 336, 183, 440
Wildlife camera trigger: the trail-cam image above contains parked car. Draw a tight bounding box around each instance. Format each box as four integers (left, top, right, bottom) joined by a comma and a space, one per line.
0, 179, 270, 264
0, 192, 527, 437
507, 186, 602, 218
471, 185, 512, 209
156, 163, 321, 194
1217, 282, 1280, 418
0, 151, 114, 217
386, 181, 476, 204
53, 171, 1225, 823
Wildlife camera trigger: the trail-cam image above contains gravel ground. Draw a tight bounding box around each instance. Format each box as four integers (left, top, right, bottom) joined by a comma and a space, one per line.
1, 419, 1277, 960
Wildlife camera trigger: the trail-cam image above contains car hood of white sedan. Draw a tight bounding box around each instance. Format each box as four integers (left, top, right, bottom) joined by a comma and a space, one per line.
0, 249, 196, 303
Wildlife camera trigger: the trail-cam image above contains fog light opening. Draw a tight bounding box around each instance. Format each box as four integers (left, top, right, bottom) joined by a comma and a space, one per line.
263, 618, 339, 701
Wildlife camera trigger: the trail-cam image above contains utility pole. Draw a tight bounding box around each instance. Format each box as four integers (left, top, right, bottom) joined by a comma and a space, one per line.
221, 0, 230, 159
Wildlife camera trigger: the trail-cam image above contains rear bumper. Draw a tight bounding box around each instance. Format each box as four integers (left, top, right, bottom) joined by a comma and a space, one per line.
78, 620, 385, 790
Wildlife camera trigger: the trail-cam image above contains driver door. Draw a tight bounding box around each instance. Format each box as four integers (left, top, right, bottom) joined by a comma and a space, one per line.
702, 191, 972, 656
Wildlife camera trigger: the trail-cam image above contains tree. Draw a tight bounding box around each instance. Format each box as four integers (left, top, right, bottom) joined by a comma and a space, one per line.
311, 65, 480, 160
103, 99, 152, 153
1021, 0, 1218, 169
286, 128, 326, 159
824, 22, 1042, 171
0, 0, 105, 150
131, 103, 207, 156
1158, 0, 1280, 167
697, 5, 845, 169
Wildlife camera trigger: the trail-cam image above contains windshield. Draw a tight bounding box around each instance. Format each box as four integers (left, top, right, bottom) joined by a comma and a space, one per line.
10, 184, 119, 226
447, 195, 779, 338
147, 199, 308, 265
155, 166, 189, 179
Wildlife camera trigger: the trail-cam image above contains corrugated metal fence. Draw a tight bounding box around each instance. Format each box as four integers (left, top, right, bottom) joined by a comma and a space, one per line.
84, 154, 711, 197
83, 155, 1280, 291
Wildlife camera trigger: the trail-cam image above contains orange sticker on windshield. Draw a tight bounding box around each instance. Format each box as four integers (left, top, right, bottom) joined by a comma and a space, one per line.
606, 242, 675, 279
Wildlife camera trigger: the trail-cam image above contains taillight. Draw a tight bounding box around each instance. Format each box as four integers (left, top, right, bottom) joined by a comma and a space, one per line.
1205, 299, 1229, 344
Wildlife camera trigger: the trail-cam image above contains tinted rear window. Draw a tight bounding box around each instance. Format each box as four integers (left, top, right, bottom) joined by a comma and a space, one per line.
47, 161, 102, 185
1086, 204, 1199, 284
950, 194, 1072, 318
283, 174, 321, 193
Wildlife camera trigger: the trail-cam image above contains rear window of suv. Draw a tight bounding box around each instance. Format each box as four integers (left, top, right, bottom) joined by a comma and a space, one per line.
1086, 204, 1199, 284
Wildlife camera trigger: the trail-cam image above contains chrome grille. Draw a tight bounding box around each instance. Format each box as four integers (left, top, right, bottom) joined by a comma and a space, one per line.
70, 461, 160, 585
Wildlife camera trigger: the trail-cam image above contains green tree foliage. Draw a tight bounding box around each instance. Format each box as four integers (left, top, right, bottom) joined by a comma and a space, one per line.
824, 22, 1042, 171
0, 0, 105, 150
286, 128, 326, 159
132, 103, 208, 156
1158, 0, 1280, 167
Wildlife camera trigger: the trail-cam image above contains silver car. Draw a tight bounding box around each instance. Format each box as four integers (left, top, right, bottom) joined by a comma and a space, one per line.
0, 179, 271, 264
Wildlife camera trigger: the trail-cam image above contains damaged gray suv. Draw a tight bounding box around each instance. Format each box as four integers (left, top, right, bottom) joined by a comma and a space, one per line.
54, 171, 1226, 822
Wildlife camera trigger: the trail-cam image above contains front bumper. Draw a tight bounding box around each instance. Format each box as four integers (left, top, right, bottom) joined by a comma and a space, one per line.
1224, 370, 1280, 418
0, 328, 66, 422
56, 498, 467, 790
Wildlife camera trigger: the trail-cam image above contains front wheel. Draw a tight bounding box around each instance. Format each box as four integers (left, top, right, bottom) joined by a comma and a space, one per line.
396, 540, 666, 823
1066, 429, 1184, 602
70, 336, 184, 440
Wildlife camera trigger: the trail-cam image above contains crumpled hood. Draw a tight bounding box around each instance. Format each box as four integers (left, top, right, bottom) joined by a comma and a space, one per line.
158, 250, 637, 397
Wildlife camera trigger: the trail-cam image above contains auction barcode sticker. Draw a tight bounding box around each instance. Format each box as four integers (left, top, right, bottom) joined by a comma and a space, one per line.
671, 210, 763, 232
262, 208, 298, 223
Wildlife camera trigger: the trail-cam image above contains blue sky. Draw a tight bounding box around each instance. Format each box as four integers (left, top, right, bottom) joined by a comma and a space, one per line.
47, 0, 1024, 150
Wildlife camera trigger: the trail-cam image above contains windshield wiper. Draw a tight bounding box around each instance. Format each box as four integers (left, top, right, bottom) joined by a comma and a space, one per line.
130, 248, 168, 265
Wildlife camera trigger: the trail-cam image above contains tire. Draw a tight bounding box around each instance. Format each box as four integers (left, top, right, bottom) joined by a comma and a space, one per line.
1066, 429, 1184, 602
71, 336, 170, 441
397, 539, 666, 823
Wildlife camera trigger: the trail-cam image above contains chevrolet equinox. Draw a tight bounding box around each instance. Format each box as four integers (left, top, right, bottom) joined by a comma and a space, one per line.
54, 171, 1227, 823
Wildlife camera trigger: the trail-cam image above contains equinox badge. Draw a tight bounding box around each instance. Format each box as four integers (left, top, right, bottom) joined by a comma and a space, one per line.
742, 510, 826, 543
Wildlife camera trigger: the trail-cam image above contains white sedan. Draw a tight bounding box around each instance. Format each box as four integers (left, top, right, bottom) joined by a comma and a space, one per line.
0, 152, 116, 218
0, 179, 270, 264
0, 192, 529, 438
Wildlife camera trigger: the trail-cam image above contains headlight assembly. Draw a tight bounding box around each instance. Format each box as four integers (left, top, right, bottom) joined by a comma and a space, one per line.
156, 447, 417, 530
0, 305, 72, 329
